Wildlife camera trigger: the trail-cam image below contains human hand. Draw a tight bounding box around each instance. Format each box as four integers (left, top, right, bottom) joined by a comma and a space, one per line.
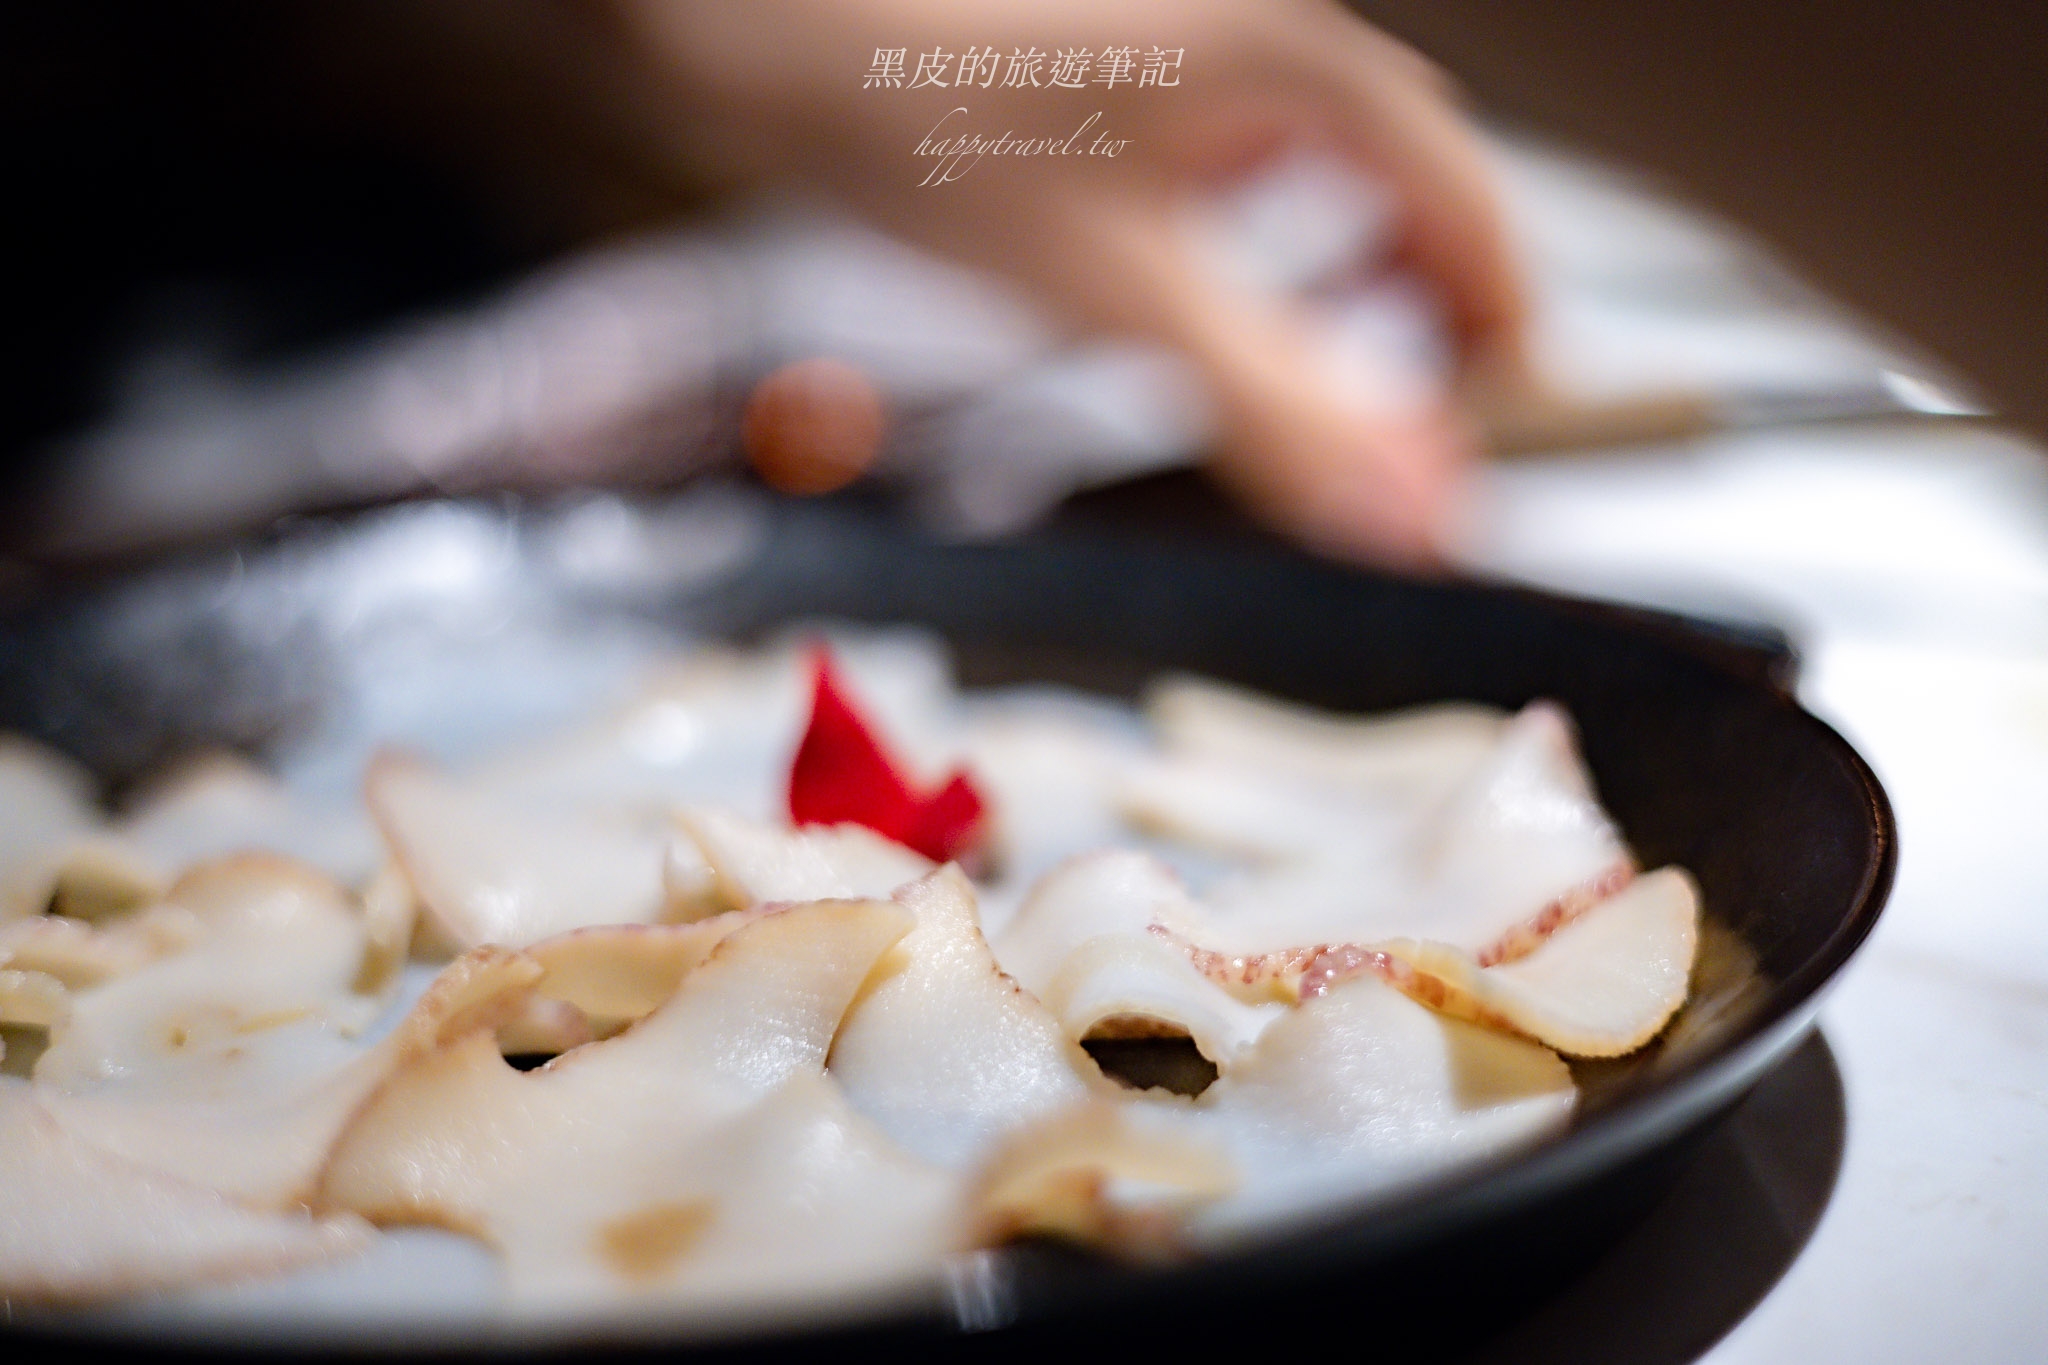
371, 0, 1530, 568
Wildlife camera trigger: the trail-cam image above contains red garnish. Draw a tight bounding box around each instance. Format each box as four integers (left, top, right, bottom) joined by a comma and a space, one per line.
787, 645, 988, 864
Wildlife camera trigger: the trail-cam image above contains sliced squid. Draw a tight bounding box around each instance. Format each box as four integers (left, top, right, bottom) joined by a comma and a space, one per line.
351, 861, 420, 998
471, 633, 964, 827
992, 851, 1283, 1066
1165, 702, 1635, 968
468, 646, 806, 825
33, 944, 539, 1211
35, 855, 382, 1089
1359, 867, 1701, 1058
967, 1099, 1236, 1257
120, 753, 381, 891
0, 903, 205, 990
678, 806, 932, 908
830, 866, 1105, 1167
0, 637, 1714, 1323
1146, 676, 1507, 800
0, 966, 70, 1034
0, 1079, 370, 1305
1195, 971, 1576, 1235
954, 701, 1145, 901
1121, 754, 1405, 864
519, 909, 772, 1033
45, 755, 381, 922
367, 752, 701, 950
317, 899, 961, 1316
28, 858, 530, 1209
0, 737, 102, 922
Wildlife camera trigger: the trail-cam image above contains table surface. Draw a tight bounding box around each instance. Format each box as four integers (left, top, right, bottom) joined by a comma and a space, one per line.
1461, 418, 2048, 1363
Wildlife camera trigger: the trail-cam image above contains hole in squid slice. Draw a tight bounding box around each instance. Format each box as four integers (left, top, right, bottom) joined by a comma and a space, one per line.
992, 850, 1288, 1073
1080, 1035, 1219, 1098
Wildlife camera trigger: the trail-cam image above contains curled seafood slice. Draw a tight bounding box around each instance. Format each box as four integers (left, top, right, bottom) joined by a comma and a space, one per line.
0, 966, 70, 1034
1196, 972, 1576, 1233
468, 632, 962, 827
831, 866, 1105, 1167
44, 755, 379, 923
35, 855, 384, 1089
318, 900, 960, 1316
367, 752, 702, 950
119, 753, 379, 893
0, 902, 206, 990
519, 907, 773, 1035
0, 1078, 370, 1305
31, 859, 536, 1208
1146, 676, 1506, 799
678, 807, 932, 909
0, 737, 102, 923
993, 852, 1283, 1067
1150, 702, 1635, 964
1354, 867, 1702, 1058
968, 1099, 1236, 1258
1158, 870, 1698, 1058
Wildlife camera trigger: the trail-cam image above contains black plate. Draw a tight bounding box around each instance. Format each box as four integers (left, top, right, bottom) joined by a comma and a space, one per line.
0, 487, 1894, 1361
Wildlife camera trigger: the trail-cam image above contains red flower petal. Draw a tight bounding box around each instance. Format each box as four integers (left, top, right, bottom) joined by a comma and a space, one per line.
787, 645, 987, 864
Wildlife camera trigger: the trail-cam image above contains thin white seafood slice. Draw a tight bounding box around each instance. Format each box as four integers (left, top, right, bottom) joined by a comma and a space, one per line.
679, 806, 932, 908
33, 942, 538, 1211
1146, 675, 1508, 798
0, 902, 204, 990
0, 1078, 371, 1306
1411, 700, 1636, 962
1120, 686, 1506, 868
47, 754, 380, 923
830, 866, 1106, 1167
118, 753, 381, 890
35, 855, 382, 1088
1120, 755, 1409, 864
367, 752, 701, 950
42, 835, 163, 924
0, 737, 102, 922
1182, 702, 1636, 967
468, 645, 805, 824
28, 858, 529, 1208
1333, 867, 1702, 1059
352, 861, 420, 998
953, 699, 1146, 905
968, 1099, 1237, 1257
317, 900, 962, 1317
519, 908, 772, 1034
0, 966, 70, 1034
1194, 971, 1576, 1236
471, 632, 964, 825
992, 851, 1284, 1066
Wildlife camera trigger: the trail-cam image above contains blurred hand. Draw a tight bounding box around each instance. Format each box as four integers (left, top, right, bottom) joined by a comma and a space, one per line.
346, 0, 1530, 568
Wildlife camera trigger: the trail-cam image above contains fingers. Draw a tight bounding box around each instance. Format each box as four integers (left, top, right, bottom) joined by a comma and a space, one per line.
1191, 313, 1474, 572
1291, 10, 1531, 359
1043, 192, 1471, 570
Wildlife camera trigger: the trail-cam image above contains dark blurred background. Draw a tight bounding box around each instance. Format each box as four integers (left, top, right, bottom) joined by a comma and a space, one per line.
6, 2, 2045, 509
1355, 1, 2048, 440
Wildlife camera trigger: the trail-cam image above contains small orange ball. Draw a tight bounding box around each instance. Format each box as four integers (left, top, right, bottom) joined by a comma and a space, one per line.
740, 358, 887, 496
